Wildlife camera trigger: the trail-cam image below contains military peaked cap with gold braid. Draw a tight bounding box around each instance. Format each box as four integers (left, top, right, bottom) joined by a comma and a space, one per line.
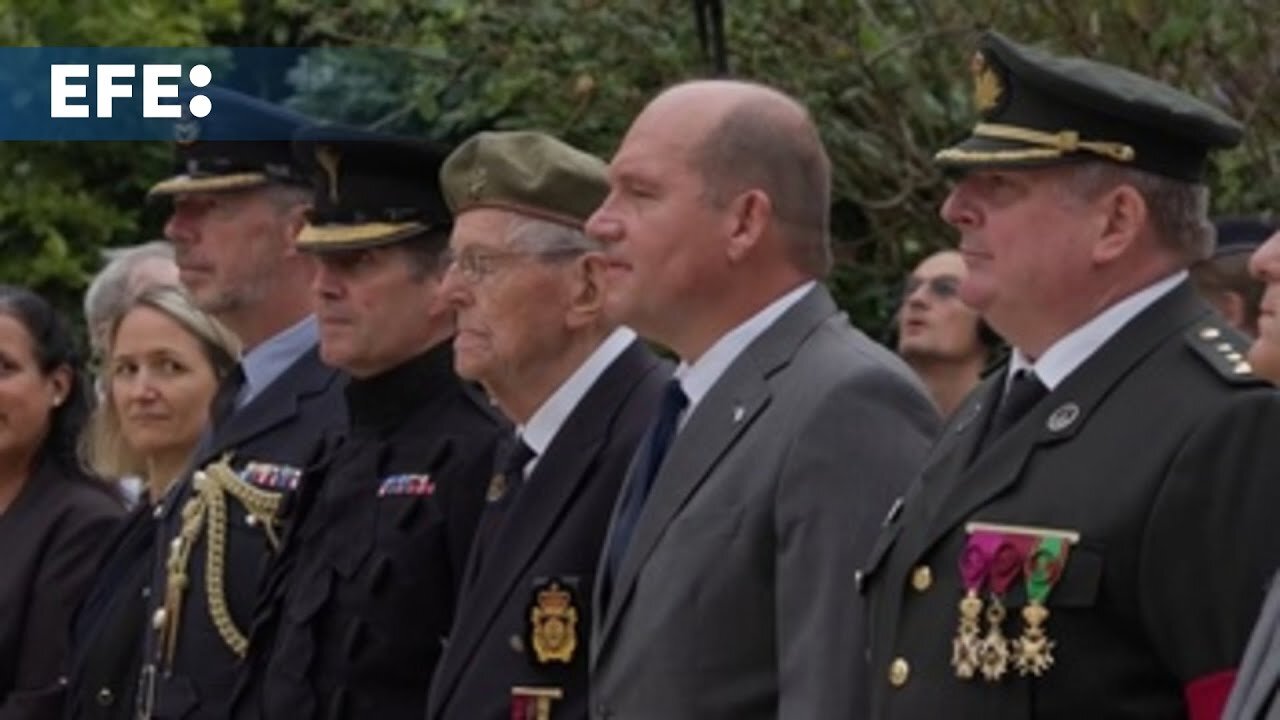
291, 124, 452, 252
440, 131, 608, 229
936, 31, 1243, 181
149, 87, 312, 197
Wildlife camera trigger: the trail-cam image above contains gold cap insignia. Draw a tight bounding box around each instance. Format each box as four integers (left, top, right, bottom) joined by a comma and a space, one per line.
315, 146, 341, 204
529, 579, 578, 664
971, 51, 1004, 115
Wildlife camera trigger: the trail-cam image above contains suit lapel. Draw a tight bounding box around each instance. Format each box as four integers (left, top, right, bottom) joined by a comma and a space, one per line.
915, 282, 1211, 554
198, 346, 338, 467
598, 285, 839, 645
160, 347, 339, 524
433, 343, 659, 704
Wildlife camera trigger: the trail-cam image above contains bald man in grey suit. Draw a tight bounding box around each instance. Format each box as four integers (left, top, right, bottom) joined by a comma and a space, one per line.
583, 80, 940, 719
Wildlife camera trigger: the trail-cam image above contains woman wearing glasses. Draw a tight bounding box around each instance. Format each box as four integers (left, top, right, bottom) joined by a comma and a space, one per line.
895, 249, 1001, 417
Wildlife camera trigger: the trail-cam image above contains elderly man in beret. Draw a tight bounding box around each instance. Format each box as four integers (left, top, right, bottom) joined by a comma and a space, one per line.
861, 31, 1280, 719
425, 131, 669, 720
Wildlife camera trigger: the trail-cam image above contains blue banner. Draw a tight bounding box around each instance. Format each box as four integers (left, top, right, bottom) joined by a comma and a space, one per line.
0, 47, 419, 140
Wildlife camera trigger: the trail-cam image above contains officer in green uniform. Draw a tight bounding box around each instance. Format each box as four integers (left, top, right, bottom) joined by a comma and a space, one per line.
862, 30, 1280, 720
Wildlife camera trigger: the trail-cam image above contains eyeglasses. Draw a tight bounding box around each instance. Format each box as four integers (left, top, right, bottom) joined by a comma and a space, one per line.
439, 246, 585, 284
902, 274, 961, 301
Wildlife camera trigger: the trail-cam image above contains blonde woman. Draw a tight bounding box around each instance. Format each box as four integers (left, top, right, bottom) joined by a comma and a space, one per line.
65, 286, 239, 720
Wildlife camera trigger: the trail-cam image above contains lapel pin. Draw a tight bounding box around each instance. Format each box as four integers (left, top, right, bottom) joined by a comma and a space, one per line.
732, 405, 745, 423
956, 401, 982, 433
1046, 403, 1080, 433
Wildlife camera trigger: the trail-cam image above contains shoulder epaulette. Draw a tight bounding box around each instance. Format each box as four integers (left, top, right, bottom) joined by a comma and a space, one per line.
1185, 323, 1268, 386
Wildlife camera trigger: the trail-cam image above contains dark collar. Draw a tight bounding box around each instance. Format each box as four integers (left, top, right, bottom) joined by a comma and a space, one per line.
345, 341, 459, 430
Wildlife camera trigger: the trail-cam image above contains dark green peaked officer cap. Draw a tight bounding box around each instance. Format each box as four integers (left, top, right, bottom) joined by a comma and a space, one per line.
935, 31, 1244, 182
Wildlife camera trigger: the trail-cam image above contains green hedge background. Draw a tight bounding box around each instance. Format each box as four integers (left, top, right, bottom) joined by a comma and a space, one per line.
2, 0, 1276, 342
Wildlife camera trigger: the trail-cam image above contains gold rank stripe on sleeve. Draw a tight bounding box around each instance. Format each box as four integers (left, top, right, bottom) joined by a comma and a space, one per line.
964, 521, 1081, 544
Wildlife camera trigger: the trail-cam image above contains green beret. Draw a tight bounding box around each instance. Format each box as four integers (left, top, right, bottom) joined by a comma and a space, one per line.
440, 131, 608, 229
935, 31, 1243, 182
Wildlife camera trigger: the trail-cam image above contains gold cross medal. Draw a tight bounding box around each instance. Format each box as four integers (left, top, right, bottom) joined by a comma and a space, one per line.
952, 533, 996, 679
977, 534, 1028, 681
1012, 535, 1074, 676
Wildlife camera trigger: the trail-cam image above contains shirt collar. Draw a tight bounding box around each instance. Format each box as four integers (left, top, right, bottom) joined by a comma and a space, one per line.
1009, 271, 1186, 390
239, 314, 318, 406
675, 281, 815, 415
519, 327, 637, 458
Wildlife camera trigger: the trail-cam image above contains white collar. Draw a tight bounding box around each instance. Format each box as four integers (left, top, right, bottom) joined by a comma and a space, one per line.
675, 281, 815, 417
519, 327, 637, 462
1009, 271, 1186, 390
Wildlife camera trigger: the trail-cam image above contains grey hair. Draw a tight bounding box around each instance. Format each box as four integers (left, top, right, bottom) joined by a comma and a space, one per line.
84, 240, 176, 355
1059, 163, 1214, 263
262, 182, 313, 213
508, 215, 603, 255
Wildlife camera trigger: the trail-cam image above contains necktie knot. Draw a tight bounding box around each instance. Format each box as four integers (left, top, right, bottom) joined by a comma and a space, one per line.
981, 369, 1048, 451
209, 364, 246, 432
501, 437, 536, 486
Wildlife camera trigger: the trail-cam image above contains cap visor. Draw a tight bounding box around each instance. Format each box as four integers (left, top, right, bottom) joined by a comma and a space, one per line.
148, 172, 271, 197
297, 222, 429, 252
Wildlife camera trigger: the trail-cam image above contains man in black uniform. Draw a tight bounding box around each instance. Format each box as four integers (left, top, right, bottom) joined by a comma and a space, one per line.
861, 31, 1280, 720
425, 131, 669, 720
231, 126, 505, 720
138, 90, 347, 720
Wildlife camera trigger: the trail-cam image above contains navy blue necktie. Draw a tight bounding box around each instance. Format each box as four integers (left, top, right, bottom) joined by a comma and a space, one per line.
602, 379, 688, 607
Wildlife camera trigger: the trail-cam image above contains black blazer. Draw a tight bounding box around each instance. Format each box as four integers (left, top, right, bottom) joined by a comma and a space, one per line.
139, 345, 347, 720
0, 462, 123, 720
427, 339, 670, 720
232, 343, 507, 720
863, 283, 1280, 719
63, 502, 154, 720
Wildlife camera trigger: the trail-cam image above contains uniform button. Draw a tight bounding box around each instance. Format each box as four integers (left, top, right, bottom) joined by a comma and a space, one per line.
96, 687, 114, 706
245, 513, 258, 527
152, 608, 168, 630
910, 565, 932, 592
509, 634, 524, 653
888, 658, 910, 687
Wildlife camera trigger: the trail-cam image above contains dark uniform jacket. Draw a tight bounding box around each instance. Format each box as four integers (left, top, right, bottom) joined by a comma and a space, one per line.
139, 345, 346, 720
863, 282, 1280, 719
427, 340, 670, 720
233, 343, 505, 720
0, 461, 123, 720
64, 502, 155, 720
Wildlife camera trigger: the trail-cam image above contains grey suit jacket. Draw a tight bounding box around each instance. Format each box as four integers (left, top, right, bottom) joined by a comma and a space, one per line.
589, 285, 939, 720
1225, 575, 1280, 719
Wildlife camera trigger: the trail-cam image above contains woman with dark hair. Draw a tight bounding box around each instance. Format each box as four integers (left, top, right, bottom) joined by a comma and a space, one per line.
0, 285, 123, 719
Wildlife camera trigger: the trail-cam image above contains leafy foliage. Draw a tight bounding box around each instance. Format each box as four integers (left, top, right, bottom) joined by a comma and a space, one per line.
3, 0, 1278, 341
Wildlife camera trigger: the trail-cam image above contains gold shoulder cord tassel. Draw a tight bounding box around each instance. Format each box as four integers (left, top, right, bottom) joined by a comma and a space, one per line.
158, 455, 285, 664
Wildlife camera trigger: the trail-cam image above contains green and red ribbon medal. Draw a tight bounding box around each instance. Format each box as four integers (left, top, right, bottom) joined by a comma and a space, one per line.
1012, 536, 1070, 676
